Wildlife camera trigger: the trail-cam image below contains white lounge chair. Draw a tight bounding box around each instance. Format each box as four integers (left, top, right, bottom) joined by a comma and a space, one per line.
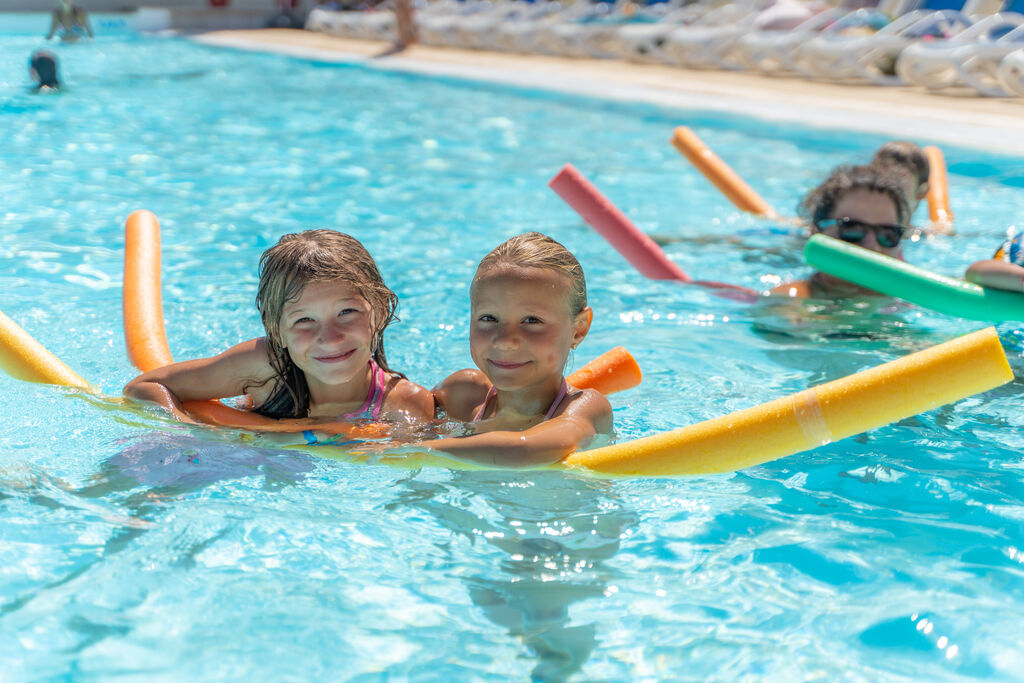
449, 0, 564, 50
896, 1, 1024, 94
731, 0, 896, 74
306, 0, 454, 42
790, 0, 1000, 84
604, 0, 749, 63
583, 0, 695, 58
491, 0, 592, 52
658, 0, 778, 69
529, 0, 629, 57
417, 0, 498, 46
996, 44, 1024, 93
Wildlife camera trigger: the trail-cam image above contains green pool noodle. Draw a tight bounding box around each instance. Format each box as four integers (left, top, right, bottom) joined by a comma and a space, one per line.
805, 234, 1024, 323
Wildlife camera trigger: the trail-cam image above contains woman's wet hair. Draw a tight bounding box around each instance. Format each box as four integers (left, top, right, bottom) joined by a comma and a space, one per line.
251, 229, 400, 418
474, 231, 588, 315
801, 164, 911, 227
30, 50, 59, 88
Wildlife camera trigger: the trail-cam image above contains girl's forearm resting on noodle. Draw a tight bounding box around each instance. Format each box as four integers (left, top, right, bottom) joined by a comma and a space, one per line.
410, 414, 601, 467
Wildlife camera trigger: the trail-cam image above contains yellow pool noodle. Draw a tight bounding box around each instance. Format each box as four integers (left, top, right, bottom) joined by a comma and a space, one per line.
0, 310, 93, 390
563, 327, 1012, 476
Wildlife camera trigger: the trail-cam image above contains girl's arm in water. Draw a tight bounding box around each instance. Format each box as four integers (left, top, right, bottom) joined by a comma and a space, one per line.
965, 259, 1024, 292
123, 338, 274, 422
423, 388, 613, 468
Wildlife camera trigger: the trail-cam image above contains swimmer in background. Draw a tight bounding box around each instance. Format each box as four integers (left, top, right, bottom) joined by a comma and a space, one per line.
964, 228, 1024, 292
29, 50, 61, 92
772, 164, 910, 298
46, 0, 93, 41
424, 232, 613, 466
124, 230, 434, 429
871, 140, 953, 236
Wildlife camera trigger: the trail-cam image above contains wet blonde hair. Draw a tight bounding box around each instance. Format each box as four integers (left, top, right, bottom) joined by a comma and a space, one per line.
252, 229, 399, 418
473, 231, 587, 315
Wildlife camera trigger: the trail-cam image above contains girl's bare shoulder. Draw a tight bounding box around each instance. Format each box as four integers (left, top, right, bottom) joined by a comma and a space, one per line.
384, 376, 437, 420
433, 369, 491, 421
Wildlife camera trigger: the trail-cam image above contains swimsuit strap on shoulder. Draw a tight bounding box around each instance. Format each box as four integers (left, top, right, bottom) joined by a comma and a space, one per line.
543, 380, 569, 421
471, 386, 497, 423
342, 360, 387, 420
472, 379, 570, 423
368, 360, 391, 421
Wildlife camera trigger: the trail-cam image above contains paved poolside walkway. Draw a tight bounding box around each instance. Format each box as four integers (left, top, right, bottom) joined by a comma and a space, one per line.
195, 28, 1024, 154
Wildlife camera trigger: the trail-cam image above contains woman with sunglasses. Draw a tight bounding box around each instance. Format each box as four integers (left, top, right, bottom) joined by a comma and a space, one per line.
772, 164, 911, 298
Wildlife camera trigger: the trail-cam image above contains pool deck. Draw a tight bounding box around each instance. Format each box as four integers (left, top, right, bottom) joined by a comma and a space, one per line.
193, 28, 1024, 155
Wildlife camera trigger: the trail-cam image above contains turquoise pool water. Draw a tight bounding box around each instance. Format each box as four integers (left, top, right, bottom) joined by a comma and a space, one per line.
3, 26, 1024, 680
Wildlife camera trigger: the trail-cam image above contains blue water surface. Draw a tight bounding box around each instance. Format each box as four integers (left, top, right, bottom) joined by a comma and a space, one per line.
2, 23, 1024, 681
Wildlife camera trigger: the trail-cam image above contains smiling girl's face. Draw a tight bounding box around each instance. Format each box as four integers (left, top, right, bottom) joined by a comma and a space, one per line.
279, 279, 374, 400
470, 266, 590, 396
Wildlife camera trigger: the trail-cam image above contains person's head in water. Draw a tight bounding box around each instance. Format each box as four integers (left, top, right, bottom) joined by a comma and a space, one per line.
801, 163, 911, 259
871, 141, 930, 217
30, 50, 60, 90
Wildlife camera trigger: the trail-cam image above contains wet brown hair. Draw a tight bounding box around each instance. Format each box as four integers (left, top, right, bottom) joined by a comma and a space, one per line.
872, 141, 930, 188
251, 229, 399, 418
473, 231, 588, 315
801, 164, 911, 228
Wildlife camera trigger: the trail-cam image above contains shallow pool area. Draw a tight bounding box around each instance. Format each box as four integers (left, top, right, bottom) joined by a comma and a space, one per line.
3, 29, 1024, 680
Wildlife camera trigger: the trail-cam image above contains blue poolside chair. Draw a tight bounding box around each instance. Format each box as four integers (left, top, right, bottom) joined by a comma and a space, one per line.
897, 0, 1024, 94
789, 0, 1002, 84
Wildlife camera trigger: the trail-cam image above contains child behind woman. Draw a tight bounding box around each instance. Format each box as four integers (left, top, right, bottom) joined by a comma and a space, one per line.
427, 232, 613, 467
124, 229, 434, 426
965, 228, 1024, 292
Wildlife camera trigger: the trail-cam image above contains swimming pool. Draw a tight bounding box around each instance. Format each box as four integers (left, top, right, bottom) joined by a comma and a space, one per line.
2, 26, 1024, 680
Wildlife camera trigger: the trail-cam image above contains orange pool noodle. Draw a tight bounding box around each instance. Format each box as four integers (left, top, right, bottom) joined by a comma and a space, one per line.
924, 145, 953, 226
122, 210, 291, 429
0, 310, 93, 390
123, 210, 175, 372
564, 327, 1011, 476
671, 126, 778, 218
567, 346, 641, 394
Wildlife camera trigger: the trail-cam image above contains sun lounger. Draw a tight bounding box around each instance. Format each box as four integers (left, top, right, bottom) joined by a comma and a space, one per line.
603, 0, 724, 63
660, 0, 798, 70
789, 0, 1000, 84
731, 0, 886, 74
996, 44, 1024, 93
896, 0, 1024, 94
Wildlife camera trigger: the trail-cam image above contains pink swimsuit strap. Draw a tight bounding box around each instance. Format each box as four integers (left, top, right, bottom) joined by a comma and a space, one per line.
342, 360, 390, 421
472, 379, 569, 423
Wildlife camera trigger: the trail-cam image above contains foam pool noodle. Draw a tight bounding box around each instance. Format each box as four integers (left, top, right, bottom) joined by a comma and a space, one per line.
0, 310, 93, 390
924, 145, 953, 227
671, 126, 778, 219
564, 327, 1011, 476
805, 233, 1024, 323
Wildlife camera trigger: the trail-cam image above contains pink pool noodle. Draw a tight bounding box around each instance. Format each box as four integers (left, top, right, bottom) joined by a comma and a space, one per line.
549, 164, 692, 282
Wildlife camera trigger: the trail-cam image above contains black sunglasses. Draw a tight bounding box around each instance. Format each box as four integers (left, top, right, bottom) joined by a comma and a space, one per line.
815, 217, 906, 249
